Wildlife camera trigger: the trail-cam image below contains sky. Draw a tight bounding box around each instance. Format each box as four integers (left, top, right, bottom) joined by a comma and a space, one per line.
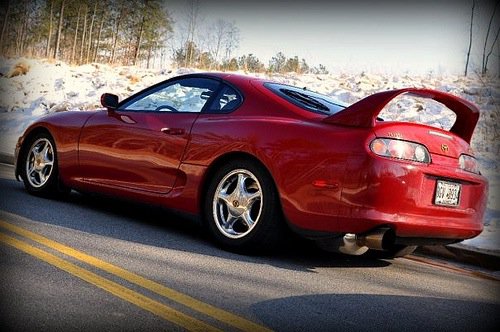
166, 0, 500, 75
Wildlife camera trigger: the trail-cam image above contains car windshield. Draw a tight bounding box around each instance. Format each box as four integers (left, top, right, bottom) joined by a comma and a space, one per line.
264, 82, 346, 115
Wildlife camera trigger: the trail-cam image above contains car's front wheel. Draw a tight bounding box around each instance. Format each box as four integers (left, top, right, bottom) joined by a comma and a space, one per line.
21, 132, 68, 197
205, 159, 284, 253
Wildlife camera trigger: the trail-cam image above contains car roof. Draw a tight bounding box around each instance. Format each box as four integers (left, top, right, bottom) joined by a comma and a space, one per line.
180, 72, 266, 85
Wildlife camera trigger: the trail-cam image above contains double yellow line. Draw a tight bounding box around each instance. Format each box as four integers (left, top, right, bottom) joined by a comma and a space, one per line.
0, 219, 272, 332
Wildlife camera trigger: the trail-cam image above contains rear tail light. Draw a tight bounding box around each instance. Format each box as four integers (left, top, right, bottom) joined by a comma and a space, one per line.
459, 154, 480, 174
370, 138, 430, 163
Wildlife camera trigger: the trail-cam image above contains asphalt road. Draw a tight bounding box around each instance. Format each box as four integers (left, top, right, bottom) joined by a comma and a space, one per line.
0, 163, 499, 331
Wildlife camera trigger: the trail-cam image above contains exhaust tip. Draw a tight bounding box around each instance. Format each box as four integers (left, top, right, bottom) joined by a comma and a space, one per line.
357, 227, 395, 251
316, 227, 396, 256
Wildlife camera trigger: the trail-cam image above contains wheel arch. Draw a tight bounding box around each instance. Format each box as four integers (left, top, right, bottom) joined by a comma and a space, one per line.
198, 151, 283, 220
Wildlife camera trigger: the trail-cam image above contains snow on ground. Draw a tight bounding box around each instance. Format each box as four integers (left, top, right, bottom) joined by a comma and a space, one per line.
0, 57, 498, 252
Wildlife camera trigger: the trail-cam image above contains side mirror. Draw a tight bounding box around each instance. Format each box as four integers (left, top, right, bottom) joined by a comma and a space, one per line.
101, 93, 119, 111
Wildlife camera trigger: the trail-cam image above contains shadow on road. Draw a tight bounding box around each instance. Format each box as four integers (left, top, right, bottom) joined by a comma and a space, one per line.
251, 293, 500, 331
0, 178, 391, 271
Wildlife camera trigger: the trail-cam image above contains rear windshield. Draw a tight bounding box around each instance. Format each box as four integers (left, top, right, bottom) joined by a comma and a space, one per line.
264, 82, 346, 115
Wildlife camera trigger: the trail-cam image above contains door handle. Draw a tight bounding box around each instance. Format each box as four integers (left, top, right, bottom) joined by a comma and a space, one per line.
161, 127, 185, 135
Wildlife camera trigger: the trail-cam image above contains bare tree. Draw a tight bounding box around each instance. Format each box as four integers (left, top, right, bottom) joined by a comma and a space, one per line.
45, 0, 53, 58
184, 0, 200, 67
71, 5, 81, 63
53, 0, 65, 60
208, 19, 228, 69
0, 0, 10, 51
11, 0, 36, 56
481, 0, 500, 75
110, 5, 124, 64
85, 2, 97, 63
79, 5, 87, 64
133, 16, 145, 66
93, 11, 104, 62
465, 0, 475, 76
484, 25, 500, 75
206, 19, 239, 69
224, 22, 239, 61
14, 0, 28, 55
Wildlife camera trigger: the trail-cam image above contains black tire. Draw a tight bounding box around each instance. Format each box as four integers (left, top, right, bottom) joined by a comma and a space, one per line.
20, 132, 69, 197
204, 159, 284, 254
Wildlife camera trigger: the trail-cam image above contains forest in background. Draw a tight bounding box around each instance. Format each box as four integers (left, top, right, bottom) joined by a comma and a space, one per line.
0, 0, 498, 76
0, 0, 329, 74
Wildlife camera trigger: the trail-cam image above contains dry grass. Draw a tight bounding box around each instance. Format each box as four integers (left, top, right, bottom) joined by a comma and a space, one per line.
7, 61, 30, 78
127, 74, 141, 84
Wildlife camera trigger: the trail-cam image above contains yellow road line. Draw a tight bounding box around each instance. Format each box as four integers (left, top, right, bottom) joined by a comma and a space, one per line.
0, 232, 220, 332
0, 219, 272, 332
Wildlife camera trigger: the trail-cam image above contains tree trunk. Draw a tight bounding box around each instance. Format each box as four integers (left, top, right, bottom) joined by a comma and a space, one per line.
133, 16, 145, 66
15, 1, 24, 55
79, 6, 87, 64
481, 1, 499, 75
184, 0, 199, 67
110, 9, 123, 64
86, 2, 97, 63
1, 0, 11, 52
20, 2, 29, 54
464, 0, 475, 77
14, 0, 28, 55
93, 13, 104, 62
71, 6, 81, 64
147, 43, 153, 69
484, 26, 500, 76
35, 29, 43, 57
45, 0, 53, 58
54, 0, 65, 60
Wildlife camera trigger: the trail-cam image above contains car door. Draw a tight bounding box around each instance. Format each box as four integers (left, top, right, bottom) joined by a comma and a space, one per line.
78, 77, 221, 193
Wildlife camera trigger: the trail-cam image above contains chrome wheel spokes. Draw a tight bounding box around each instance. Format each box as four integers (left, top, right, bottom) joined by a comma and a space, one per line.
213, 169, 263, 239
26, 138, 55, 188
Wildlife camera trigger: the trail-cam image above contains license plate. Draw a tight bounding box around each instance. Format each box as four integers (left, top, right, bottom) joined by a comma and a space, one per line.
434, 180, 461, 207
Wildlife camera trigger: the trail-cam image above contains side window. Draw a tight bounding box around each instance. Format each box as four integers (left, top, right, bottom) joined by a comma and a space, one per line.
264, 82, 345, 115
121, 78, 220, 113
206, 84, 242, 113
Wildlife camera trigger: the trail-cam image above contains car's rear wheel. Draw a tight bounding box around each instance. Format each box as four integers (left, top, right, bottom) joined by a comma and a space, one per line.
21, 132, 68, 197
205, 159, 284, 253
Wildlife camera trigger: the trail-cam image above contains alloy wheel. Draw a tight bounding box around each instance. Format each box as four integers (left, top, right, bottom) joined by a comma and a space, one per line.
25, 138, 55, 188
212, 169, 263, 239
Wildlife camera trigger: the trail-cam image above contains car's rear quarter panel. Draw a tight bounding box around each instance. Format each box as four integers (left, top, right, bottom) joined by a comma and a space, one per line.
184, 96, 375, 235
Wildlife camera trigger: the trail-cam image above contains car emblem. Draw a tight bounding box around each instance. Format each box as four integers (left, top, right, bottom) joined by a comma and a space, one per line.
441, 144, 449, 153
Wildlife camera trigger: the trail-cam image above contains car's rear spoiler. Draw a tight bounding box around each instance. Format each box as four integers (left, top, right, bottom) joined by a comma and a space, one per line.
322, 88, 480, 142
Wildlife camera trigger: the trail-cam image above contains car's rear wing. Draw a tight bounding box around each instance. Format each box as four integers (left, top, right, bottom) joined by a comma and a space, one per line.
322, 88, 480, 143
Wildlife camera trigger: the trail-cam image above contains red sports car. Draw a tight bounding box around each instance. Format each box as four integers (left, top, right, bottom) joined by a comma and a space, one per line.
15, 73, 488, 257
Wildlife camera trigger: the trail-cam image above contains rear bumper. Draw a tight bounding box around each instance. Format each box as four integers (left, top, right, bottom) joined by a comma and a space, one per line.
285, 155, 488, 241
